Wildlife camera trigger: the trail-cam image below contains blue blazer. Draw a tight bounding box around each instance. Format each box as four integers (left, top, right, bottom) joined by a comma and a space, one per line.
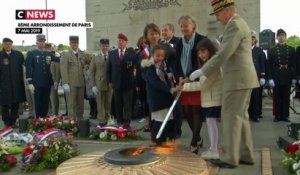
107, 47, 136, 90
25, 49, 59, 87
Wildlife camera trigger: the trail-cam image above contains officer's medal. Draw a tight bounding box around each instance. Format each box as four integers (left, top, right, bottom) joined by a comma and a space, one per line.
127, 61, 132, 68
46, 56, 51, 64
36, 55, 40, 63
3, 58, 9, 65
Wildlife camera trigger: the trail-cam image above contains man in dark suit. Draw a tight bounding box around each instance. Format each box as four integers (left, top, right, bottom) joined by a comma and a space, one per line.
107, 33, 136, 125
161, 23, 179, 48
0, 38, 26, 127
268, 29, 296, 122
26, 34, 59, 117
248, 31, 267, 122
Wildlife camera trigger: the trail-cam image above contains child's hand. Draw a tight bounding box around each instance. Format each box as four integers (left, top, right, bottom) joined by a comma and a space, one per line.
175, 85, 183, 92
179, 77, 189, 86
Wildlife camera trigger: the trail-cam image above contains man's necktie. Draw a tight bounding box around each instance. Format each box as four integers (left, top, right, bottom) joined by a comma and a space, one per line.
104, 54, 107, 61
119, 49, 124, 62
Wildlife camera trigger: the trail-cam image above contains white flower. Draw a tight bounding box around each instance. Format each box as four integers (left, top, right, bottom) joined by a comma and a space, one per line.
99, 132, 107, 139
297, 169, 300, 175
70, 120, 75, 124
293, 163, 299, 170
110, 134, 117, 141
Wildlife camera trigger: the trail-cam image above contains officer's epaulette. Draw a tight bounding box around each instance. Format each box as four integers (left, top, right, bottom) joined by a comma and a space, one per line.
270, 44, 278, 50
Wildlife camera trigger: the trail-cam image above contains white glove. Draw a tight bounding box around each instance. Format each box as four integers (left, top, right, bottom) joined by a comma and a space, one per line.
28, 84, 35, 91
189, 69, 203, 81
292, 79, 297, 87
62, 84, 70, 93
167, 73, 173, 79
268, 79, 275, 88
53, 82, 59, 90
259, 78, 266, 86
92, 86, 98, 96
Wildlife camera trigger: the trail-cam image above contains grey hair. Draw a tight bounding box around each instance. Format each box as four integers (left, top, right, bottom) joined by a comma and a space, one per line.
163, 23, 175, 32
178, 15, 197, 31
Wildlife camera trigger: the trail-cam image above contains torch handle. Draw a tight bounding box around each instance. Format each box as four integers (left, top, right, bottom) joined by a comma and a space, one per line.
156, 92, 181, 139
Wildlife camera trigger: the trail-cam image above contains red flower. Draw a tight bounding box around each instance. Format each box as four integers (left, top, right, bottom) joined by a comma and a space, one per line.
117, 131, 126, 139
45, 120, 52, 127
288, 143, 299, 153
131, 130, 136, 137
6, 155, 17, 166
23, 146, 33, 156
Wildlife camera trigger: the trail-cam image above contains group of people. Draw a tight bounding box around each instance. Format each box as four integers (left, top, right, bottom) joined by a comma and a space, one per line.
1, 0, 299, 169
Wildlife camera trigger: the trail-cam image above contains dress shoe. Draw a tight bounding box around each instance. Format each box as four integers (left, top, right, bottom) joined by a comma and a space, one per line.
201, 149, 219, 159
252, 118, 260, 122
143, 126, 151, 132
197, 137, 204, 148
89, 115, 97, 119
11, 123, 19, 129
176, 133, 181, 139
190, 145, 199, 154
282, 118, 290, 122
273, 118, 280, 122
210, 159, 237, 169
239, 160, 254, 165
259, 115, 263, 118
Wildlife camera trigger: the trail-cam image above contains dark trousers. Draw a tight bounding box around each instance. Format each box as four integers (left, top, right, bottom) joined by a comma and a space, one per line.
173, 103, 182, 136
1, 103, 19, 126
151, 119, 175, 144
64, 93, 68, 115
89, 98, 97, 117
34, 86, 51, 117
273, 85, 291, 119
113, 88, 133, 124
248, 87, 262, 120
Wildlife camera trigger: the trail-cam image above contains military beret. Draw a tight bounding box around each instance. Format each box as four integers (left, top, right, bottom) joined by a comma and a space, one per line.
36, 34, 46, 41
2, 38, 13, 43
117, 33, 128, 41
277, 29, 286, 36
100, 38, 109, 44
69, 36, 79, 42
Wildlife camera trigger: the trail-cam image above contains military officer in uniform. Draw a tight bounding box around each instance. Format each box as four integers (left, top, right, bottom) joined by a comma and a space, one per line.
107, 33, 136, 125
90, 38, 112, 124
248, 31, 267, 122
60, 36, 85, 119
26, 34, 59, 117
268, 29, 296, 122
0, 38, 26, 127
45, 43, 60, 115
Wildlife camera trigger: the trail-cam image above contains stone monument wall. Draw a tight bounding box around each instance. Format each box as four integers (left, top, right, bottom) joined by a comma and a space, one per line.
86, 0, 260, 51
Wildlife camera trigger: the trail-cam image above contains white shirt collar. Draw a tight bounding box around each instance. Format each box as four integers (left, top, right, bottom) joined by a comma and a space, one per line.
118, 48, 126, 53
72, 49, 78, 54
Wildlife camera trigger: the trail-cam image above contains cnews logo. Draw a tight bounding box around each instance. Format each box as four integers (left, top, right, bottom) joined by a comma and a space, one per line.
16, 10, 55, 20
